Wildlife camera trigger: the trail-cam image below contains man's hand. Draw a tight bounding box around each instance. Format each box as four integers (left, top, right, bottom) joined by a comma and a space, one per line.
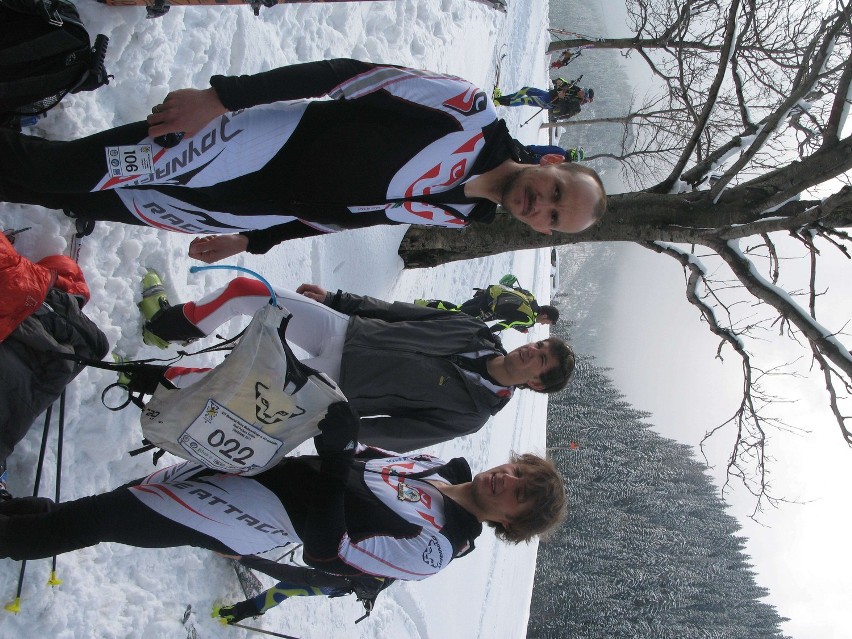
147, 88, 228, 138
314, 402, 359, 456
188, 234, 249, 263
297, 283, 328, 303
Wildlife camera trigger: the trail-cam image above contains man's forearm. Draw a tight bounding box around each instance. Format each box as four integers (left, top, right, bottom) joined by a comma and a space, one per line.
210, 59, 377, 111
240, 222, 325, 255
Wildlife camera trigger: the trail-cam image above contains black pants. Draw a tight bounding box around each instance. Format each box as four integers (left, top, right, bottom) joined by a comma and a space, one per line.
424, 291, 488, 319
0, 124, 149, 222
0, 125, 297, 224
456, 292, 490, 318
0, 486, 234, 561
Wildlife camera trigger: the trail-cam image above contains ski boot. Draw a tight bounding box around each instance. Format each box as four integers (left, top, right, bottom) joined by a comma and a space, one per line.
112, 353, 134, 389
213, 600, 262, 625
109, 352, 170, 404
492, 86, 506, 106
139, 270, 172, 349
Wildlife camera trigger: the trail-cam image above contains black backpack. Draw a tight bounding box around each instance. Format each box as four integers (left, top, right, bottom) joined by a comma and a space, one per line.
0, 0, 110, 127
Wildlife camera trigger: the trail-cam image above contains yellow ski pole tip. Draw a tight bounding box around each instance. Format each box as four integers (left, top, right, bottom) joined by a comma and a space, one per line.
4, 598, 21, 614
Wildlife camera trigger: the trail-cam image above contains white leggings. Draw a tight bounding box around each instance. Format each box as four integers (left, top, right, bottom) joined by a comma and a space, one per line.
168, 278, 348, 387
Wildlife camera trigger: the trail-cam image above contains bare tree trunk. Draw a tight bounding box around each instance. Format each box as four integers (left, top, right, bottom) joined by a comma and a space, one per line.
546, 38, 727, 55
398, 191, 852, 268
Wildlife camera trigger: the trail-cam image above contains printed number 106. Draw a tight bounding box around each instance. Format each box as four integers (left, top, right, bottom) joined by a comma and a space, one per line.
122, 150, 139, 174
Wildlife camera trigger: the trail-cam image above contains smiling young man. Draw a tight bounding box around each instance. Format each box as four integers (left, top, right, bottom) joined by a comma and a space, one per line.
0, 58, 606, 262
484, 339, 559, 390
134, 276, 576, 452
0, 403, 568, 591
214, 452, 566, 626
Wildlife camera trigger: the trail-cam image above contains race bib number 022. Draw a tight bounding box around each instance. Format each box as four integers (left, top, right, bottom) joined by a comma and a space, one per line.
105, 144, 154, 177
179, 399, 283, 473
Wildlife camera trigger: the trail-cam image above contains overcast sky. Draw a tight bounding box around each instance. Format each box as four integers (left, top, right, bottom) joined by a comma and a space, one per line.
576, 1, 852, 634
592, 239, 852, 639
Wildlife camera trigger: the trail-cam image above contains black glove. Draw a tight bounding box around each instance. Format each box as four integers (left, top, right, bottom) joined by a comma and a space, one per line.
313, 401, 359, 456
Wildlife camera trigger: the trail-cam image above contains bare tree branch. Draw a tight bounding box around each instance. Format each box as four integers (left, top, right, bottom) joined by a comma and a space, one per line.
709, 7, 852, 199
654, 0, 743, 193
402, 0, 852, 505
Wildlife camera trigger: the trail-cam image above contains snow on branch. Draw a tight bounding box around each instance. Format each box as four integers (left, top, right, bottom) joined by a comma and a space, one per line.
642, 241, 746, 353
679, 117, 768, 188
710, 238, 852, 443
654, 0, 742, 194
729, 56, 753, 130
738, 153, 852, 231
822, 49, 852, 145
709, 7, 852, 200
641, 240, 786, 510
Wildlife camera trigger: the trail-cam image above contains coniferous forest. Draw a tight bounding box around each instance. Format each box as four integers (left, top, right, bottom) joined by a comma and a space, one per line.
527, 334, 790, 638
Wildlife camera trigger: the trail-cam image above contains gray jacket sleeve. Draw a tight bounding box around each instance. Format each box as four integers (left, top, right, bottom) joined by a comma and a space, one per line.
324, 290, 460, 323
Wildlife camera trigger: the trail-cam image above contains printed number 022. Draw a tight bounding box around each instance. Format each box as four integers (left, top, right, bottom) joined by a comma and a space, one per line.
207, 429, 254, 465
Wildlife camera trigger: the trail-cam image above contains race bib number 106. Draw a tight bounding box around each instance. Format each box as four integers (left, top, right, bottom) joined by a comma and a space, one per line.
179, 399, 283, 473
105, 144, 155, 177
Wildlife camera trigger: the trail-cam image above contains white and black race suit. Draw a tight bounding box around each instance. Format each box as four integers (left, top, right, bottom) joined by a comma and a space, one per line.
0, 59, 518, 254
0, 449, 481, 581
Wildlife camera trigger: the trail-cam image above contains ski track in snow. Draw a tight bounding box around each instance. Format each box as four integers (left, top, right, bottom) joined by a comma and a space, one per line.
0, 1, 555, 638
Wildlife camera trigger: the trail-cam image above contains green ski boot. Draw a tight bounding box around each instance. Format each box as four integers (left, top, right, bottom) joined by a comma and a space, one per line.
213, 600, 262, 625
139, 270, 171, 349
112, 353, 133, 388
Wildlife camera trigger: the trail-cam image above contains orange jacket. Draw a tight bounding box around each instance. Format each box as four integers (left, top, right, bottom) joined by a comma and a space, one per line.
0, 232, 90, 342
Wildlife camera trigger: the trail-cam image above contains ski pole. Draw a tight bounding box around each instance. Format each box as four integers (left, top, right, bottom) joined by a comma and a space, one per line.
4, 403, 53, 613
48, 391, 66, 588
520, 107, 546, 127
230, 622, 303, 639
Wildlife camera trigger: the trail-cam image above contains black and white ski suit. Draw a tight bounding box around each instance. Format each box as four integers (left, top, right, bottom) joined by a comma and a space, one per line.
0, 446, 481, 581
0, 58, 519, 254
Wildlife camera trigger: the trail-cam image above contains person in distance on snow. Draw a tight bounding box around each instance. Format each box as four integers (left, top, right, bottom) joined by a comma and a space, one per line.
0, 58, 607, 263
415, 280, 559, 334
135, 274, 576, 453
0, 403, 568, 592
495, 78, 594, 119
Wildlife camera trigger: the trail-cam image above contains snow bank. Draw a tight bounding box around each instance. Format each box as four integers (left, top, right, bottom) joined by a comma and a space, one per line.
0, 2, 554, 638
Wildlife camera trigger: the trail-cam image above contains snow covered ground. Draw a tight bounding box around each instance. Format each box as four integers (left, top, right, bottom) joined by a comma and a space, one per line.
0, 1, 557, 638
